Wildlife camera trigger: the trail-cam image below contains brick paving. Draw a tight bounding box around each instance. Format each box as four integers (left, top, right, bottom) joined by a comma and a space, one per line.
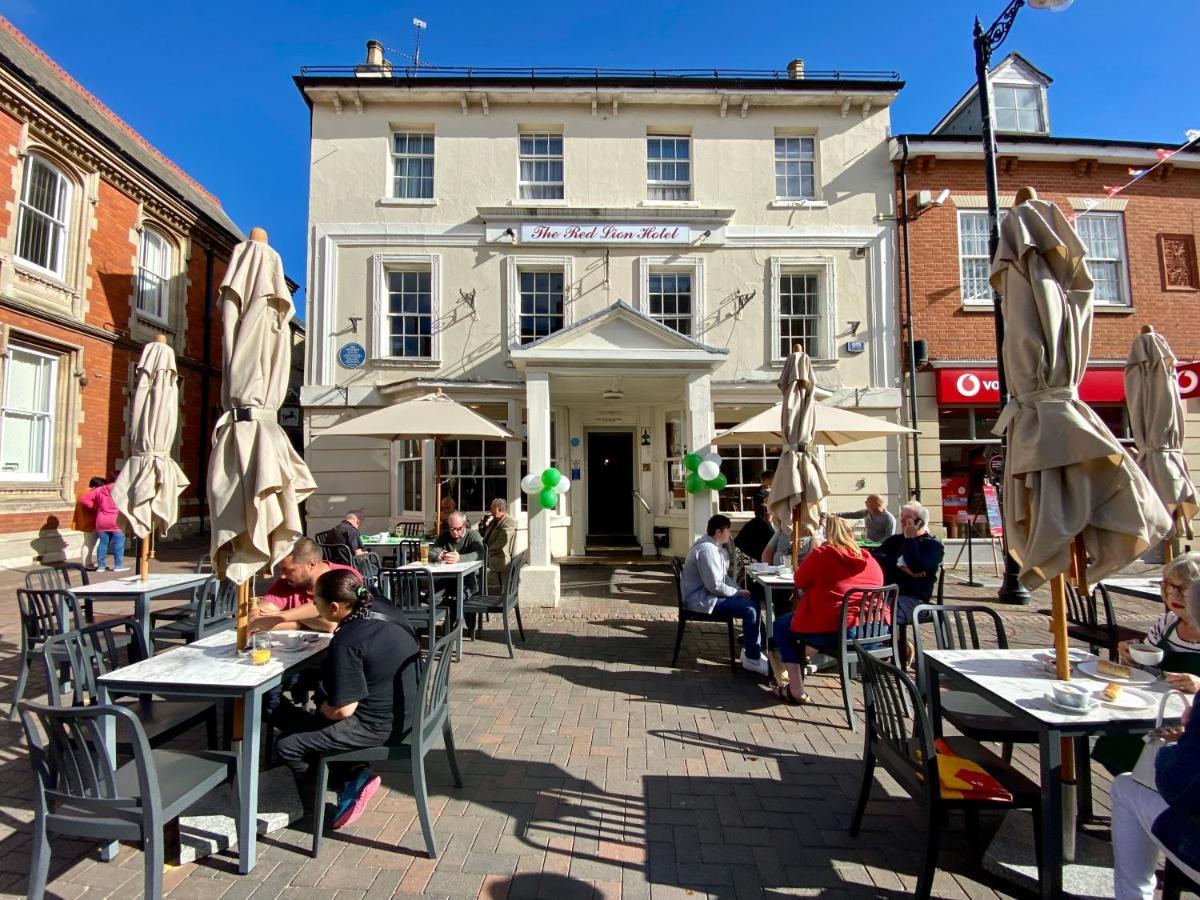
0, 542, 1184, 898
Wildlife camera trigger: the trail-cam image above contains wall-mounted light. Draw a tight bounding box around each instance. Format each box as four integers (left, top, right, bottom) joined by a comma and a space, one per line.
917, 188, 952, 209
347, 316, 362, 333
845, 320, 862, 336
732, 288, 756, 314
503, 227, 516, 242
641, 428, 651, 447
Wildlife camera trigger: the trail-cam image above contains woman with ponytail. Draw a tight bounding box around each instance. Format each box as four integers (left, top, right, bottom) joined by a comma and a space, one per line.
275, 568, 420, 830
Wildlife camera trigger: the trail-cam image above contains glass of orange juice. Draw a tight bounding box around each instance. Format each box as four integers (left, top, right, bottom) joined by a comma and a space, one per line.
251, 632, 272, 665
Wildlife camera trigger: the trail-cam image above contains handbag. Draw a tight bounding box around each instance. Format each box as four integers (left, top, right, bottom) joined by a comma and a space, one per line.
1132, 690, 1188, 789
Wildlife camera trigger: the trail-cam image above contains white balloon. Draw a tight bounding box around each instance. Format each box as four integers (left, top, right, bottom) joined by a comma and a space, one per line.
520, 473, 542, 494
554, 478, 572, 495
703, 452, 722, 467
697, 460, 720, 481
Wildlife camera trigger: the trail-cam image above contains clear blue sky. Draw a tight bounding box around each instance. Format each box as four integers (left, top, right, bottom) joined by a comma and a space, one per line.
2, 0, 1192, 320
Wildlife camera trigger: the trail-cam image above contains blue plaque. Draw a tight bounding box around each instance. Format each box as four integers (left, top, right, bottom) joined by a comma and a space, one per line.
338, 342, 367, 369
845, 340, 865, 354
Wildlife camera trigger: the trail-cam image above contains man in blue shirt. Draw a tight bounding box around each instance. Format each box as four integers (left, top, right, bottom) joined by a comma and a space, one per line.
875, 501, 944, 629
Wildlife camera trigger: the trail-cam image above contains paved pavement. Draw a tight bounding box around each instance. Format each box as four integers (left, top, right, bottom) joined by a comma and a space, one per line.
0, 541, 1184, 898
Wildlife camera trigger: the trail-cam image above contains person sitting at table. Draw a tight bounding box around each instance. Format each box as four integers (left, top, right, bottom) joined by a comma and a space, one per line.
875, 501, 943, 636
1110, 583, 1200, 898
772, 516, 884, 704
734, 504, 775, 564
330, 510, 367, 556
762, 514, 823, 567
479, 498, 517, 591
835, 493, 897, 543
252, 538, 361, 634
434, 511, 486, 594
754, 470, 775, 507
682, 514, 767, 676
274, 568, 421, 830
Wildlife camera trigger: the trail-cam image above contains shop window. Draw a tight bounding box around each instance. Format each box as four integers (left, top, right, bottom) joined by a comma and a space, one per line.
395, 439, 423, 515
0, 345, 58, 481
938, 405, 1000, 538
439, 439, 508, 515
715, 428, 781, 514
519, 132, 564, 200
1093, 405, 1133, 444
664, 414, 686, 512
391, 131, 435, 199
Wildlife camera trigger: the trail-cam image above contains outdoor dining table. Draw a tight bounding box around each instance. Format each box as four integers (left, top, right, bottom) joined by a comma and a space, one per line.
924, 647, 1188, 900
1100, 576, 1162, 602
96, 628, 331, 874
747, 566, 793, 647
70, 571, 212, 652
362, 533, 424, 565
392, 558, 482, 661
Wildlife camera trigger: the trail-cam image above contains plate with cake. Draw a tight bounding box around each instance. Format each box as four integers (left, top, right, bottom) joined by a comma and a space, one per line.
1077, 657, 1156, 686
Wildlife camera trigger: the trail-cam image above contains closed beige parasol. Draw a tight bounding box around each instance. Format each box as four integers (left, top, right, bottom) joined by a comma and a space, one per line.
765, 348, 829, 544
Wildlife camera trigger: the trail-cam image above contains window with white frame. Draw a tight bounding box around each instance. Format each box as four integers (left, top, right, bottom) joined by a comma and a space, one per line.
136, 227, 172, 323
0, 345, 58, 481
440, 439, 508, 514
774, 136, 816, 200
391, 131, 434, 199
385, 268, 434, 358
16, 155, 72, 277
648, 270, 693, 335
992, 85, 1044, 134
519, 132, 563, 200
958, 210, 996, 303
1075, 213, 1129, 306
714, 430, 781, 514
647, 135, 691, 201
395, 439, 423, 514
778, 272, 821, 359
664, 413, 686, 512
518, 269, 565, 344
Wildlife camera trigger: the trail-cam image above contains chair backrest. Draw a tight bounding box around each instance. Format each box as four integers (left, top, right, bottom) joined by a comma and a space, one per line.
501, 553, 527, 606
353, 551, 382, 584
43, 618, 147, 707
17, 588, 82, 651
315, 532, 354, 566
934, 565, 946, 605
1062, 581, 1097, 628
198, 578, 238, 634
670, 558, 685, 611
855, 645, 937, 802
378, 568, 436, 612
408, 629, 456, 749
19, 700, 155, 828
841, 584, 898, 648
1093, 584, 1120, 630
910, 603, 1008, 695
195, 554, 212, 574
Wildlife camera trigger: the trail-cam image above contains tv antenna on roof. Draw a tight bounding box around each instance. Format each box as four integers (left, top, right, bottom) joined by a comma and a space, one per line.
393, 17, 433, 69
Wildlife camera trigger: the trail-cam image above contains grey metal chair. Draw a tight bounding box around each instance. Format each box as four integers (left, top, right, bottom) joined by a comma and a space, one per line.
315, 530, 354, 566
10, 588, 84, 721
43, 618, 220, 753
308, 629, 462, 859
379, 567, 445, 640
669, 557, 738, 672
352, 551, 382, 588
145, 555, 213, 625
462, 553, 526, 657
150, 577, 237, 645
19, 700, 236, 900
830, 585, 899, 732
25, 564, 95, 622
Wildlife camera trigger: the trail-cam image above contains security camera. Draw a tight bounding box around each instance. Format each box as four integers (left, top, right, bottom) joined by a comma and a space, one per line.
934, 188, 952, 206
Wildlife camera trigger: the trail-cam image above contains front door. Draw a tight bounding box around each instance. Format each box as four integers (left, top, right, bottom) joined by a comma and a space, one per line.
586, 432, 635, 541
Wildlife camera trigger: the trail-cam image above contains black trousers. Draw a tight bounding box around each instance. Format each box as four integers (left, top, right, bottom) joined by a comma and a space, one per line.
273, 702, 387, 806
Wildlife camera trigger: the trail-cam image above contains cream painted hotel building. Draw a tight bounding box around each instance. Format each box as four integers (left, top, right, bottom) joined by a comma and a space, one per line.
296, 46, 908, 606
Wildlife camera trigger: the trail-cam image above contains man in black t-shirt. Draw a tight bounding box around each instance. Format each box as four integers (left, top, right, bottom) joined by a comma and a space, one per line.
330, 511, 366, 556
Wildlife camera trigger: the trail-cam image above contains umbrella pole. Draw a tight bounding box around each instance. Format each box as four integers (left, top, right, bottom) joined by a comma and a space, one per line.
1166, 510, 1181, 562
148, 529, 156, 560
138, 533, 150, 582
434, 437, 442, 534
1049, 571, 1079, 860
232, 580, 253, 742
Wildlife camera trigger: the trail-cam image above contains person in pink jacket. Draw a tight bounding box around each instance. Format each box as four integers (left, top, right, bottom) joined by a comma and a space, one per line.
79, 478, 128, 572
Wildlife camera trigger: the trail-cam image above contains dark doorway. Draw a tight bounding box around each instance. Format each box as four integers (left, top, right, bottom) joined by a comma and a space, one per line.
586, 431, 635, 543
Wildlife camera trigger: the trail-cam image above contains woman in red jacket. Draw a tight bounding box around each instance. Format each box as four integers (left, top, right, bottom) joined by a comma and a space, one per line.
773, 515, 883, 704
79, 477, 128, 572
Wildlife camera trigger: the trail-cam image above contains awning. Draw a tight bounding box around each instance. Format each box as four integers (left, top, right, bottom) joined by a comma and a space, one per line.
937, 367, 1126, 405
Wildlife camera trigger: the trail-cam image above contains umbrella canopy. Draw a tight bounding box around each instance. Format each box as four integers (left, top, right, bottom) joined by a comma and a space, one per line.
712, 402, 915, 447
1125, 329, 1198, 531
110, 339, 189, 538
990, 198, 1171, 591
322, 391, 516, 442
208, 238, 316, 585
765, 349, 828, 533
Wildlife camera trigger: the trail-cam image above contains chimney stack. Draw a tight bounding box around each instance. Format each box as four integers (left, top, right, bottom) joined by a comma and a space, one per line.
786, 58, 805, 80
357, 40, 392, 77
366, 40, 385, 67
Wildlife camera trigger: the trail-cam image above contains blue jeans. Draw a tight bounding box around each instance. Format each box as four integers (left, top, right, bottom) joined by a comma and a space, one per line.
712, 596, 762, 660
773, 611, 851, 664
97, 530, 125, 568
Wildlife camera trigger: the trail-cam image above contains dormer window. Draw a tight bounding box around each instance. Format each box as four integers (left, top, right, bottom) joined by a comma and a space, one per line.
992, 85, 1044, 134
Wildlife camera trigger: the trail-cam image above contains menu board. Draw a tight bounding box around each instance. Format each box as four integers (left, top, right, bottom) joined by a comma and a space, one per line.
982, 482, 1004, 538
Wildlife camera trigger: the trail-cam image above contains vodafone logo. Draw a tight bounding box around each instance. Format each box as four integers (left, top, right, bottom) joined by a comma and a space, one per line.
956, 373, 982, 398
1178, 368, 1199, 398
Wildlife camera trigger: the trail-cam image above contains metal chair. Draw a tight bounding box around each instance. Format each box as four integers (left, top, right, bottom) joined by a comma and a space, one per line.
11, 589, 85, 721
379, 567, 446, 640
308, 629, 462, 859
847, 648, 1041, 900
668, 557, 739, 673
19, 700, 236, 900
43, 618, 220, 752
315, 530, 355, 566
1063, 582, 1144, 661
352, 551, 382, 588
462, 553, 527, 657
25, 564, 95, 622
830, 585, 899, 732
150, 577, 237, 645
145, 555, 213, 625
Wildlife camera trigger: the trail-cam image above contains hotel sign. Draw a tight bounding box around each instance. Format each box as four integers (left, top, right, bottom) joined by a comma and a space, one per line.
520, 223, 691, 244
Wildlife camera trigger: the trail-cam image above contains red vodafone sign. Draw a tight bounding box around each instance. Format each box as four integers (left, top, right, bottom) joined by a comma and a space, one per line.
1178, 362, 1200, 400
936, 368, 1126, 405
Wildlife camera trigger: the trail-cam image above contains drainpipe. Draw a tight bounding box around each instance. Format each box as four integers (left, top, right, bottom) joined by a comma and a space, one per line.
197, 244, 216, 532
899, 137, 922, 500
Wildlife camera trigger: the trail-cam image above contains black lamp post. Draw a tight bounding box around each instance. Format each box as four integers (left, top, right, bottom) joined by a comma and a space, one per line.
973, 0, 1070, 604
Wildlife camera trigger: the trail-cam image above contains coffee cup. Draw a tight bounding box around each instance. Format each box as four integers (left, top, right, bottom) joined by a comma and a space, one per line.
1051, 681, 1090, 709
1128, 643, 1165, 666
283, 632, 305, 651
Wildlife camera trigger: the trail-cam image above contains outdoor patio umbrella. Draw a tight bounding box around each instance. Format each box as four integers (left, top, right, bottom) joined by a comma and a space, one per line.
1125, 325, 1197, 559
110, 334, 189, 581
321, 390, 517, 526
990, 188, 1171, 857
208, 229, 316, 624
711, 402, 915, 448
765, 347, 829, 563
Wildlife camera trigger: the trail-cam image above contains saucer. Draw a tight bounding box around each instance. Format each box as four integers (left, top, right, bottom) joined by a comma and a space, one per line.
1043, 692, 1099, 715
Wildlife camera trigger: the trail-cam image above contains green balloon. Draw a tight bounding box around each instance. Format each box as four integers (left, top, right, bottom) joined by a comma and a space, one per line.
685, 472, 705, 494
706, 473, 728, 491
683, 452, 702, 472
538, 487, 559, 510
541, 467, 562, 488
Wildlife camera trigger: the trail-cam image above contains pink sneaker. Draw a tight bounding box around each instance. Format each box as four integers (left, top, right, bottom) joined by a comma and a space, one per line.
332, 772, 381, 829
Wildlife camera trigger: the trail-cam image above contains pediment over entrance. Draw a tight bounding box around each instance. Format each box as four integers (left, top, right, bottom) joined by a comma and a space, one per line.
509, 301, 727, 370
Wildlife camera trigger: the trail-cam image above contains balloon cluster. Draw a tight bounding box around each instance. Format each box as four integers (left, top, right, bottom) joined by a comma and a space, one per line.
521, 467, 571, 511
683, 451, 727, 494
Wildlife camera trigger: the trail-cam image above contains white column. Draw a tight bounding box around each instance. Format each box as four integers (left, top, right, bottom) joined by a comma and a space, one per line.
520, 370, 560, 607
685, 372, 715, 543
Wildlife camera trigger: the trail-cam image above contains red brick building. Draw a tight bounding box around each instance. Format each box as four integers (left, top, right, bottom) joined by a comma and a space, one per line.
0, 17, 243, 565
892, 53, 1200, 538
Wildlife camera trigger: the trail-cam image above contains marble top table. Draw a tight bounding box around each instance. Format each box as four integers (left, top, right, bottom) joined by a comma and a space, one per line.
1101, 576, 1162, 602
362, 534, 424, 565
924, 647, 1187, 899
393, 560, 481, 660
72, 571, 212, 651
98, 629, 331, 874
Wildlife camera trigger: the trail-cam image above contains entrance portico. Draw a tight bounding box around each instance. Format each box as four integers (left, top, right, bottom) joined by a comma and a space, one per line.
511, 301, 727, 606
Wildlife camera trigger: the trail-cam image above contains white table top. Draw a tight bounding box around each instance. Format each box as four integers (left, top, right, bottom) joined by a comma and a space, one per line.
363, 535, 423, 545
925, 648, 1188, 727
395, 560, 482, 575
748, 567, 794, 588
99, 629, 331, 690
1102, 577, 1162, 600
72, 571, 212, 595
